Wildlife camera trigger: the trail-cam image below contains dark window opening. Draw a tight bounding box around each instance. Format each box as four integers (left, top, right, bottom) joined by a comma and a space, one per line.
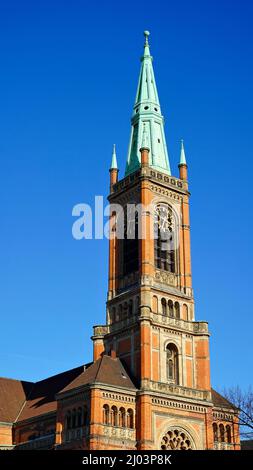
123, 211, 139, 275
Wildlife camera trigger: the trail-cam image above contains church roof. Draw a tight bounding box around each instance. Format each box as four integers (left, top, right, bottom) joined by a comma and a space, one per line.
0, 377, 33, 423
0, 367, 236, 424
59, 355, 137, 394
0, 357, 135, 424
17, 365, 85, 421
211, 388, 237, 410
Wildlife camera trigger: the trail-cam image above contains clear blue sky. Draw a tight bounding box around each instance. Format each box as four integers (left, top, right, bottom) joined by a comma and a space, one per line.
0, 0, 252, 392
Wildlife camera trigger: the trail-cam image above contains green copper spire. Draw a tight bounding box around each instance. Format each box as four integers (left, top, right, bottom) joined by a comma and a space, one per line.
179, 139, 187, 165
110, 144, 118, 169
125, 31, 171, 176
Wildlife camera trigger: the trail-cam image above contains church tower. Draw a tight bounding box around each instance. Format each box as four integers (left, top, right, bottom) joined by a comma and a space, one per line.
91, 32, 240, 450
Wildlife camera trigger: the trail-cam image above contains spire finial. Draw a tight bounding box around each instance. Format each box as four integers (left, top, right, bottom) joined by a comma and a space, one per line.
143, 30, 151, 58
110, 144, 118, 170
144, 30, 150, 46
179, 139, 187, 165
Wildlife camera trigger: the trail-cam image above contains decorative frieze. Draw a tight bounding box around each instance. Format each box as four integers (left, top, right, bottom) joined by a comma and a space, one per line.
154, 269, 178, 288
142, 379, 212, 402
103, 425, 135, 441
151, 313, 209, 335
102, 393, 135, 403
152, 397, 206, 413
213, 442, 234, 450
213, 411, 234, 421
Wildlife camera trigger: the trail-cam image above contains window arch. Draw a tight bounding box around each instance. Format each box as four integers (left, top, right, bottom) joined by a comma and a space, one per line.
161, 298, 167, 315
226, 425, 231, 443
168, 300, 174, 317
212, 423, 218, 442
103, 404, 110, 425
152, 295, 158, 314
175, 302, 180, 319
219, 424, 225, 442
154, 204, 176, 273
66, 411, 71, 430
182, 304, 188, 321
161, 429, 193, 450
119, 407, 126, 427
166, 343, 179, 384
126, 409, 134, 429
111, 406, 118, 426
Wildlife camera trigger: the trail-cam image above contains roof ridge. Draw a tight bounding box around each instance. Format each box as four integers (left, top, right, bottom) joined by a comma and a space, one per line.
0, 376, 34, 384
32, 364, 87, 385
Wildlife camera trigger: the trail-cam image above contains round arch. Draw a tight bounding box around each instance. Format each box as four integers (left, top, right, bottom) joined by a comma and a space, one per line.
156, 420, 203, 450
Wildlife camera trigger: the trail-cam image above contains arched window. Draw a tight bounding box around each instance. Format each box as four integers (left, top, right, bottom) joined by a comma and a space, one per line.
161, 298, 167, 315
123, 210, 139, 275
127, 409, 134, 428
152, 296, 158, 314
77, 407, 82, 427
161, 429, 193, 450
226, 425, 231, 443
154, 204, 176, 273
103, 404, 110, 425
213, 423, 218, 442
182, 304, 188, 321
175, 302, 180, 319
111, 307, 116, 323
66, 411, 71, 430
168, 300, 174, 317
111, 406, 118, 426
219, 424, 225, 442
119, 407, 126, 427
166, 343, 179, 384
128, 300, 133, 316
71, 409, 77, 428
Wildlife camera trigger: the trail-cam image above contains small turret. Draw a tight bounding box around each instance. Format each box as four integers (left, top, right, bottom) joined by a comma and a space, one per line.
109, 144, 119, 191
178, 139, 188, 180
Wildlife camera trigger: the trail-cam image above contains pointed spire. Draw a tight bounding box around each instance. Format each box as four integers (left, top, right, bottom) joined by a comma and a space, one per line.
110, 144, 118, 170
125, 31, 171, 176
179, 139, 187, 165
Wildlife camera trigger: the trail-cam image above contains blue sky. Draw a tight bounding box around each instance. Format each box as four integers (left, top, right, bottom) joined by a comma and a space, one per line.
0, 0, 252, 391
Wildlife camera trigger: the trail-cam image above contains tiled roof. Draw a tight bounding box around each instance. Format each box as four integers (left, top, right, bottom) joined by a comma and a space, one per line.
17, 365, 85, 421
0, 377, 33, 423
59, 355, 137, 394
211, 388, 237, 410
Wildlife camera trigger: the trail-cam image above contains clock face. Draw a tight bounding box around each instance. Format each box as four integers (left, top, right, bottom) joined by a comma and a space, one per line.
154, 204, 173, 233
